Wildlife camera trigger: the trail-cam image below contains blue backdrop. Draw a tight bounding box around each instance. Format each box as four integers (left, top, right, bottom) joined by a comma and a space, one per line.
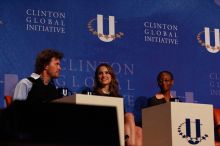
1, 0, 220, 122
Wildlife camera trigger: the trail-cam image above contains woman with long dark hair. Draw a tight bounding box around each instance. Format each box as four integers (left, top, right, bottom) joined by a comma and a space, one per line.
93, 63, 142, 146
93, 63, 121, 97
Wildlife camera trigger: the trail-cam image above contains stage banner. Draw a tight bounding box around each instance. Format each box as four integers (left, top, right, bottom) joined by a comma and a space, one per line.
1, 0, 220, 122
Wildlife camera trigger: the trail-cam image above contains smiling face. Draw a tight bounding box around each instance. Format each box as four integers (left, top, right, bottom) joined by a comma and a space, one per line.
157, 72, 174, 93
97, 66, 112, 87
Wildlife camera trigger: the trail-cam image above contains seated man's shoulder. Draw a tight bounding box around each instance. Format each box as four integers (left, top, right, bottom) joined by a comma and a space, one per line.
18, 73, 40, 86
17, 78, 33, 86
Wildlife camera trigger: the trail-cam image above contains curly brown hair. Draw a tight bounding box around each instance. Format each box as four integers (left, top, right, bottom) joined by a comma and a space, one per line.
34, 49, 63, 74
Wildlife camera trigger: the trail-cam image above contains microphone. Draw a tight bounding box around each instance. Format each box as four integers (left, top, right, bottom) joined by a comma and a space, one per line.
80, 87, 92, 95
58, 87, 72, 97
169, 97, 181, 102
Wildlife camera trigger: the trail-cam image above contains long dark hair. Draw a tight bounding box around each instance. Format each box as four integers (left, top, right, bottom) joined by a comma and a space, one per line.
93, 63, 121, 97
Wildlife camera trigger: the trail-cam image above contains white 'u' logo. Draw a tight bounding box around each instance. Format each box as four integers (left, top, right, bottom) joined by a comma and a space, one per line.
97, 14, 115, 42
204, 27, 220, 53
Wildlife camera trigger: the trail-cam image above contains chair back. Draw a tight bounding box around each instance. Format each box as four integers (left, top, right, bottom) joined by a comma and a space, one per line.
5, 95, 13, 107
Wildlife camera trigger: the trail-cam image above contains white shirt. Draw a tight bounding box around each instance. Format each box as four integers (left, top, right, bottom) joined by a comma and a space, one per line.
13, 73, 40, 101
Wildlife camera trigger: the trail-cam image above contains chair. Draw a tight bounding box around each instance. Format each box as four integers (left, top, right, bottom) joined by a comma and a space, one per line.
4, 95, 12, 107
213, 108, 220, 146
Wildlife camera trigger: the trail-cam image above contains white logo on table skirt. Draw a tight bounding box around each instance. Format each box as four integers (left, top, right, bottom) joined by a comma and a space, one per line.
178, 119, 208, 145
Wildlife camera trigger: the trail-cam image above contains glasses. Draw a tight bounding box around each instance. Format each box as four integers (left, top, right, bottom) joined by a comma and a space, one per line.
158, 79, 172, 83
